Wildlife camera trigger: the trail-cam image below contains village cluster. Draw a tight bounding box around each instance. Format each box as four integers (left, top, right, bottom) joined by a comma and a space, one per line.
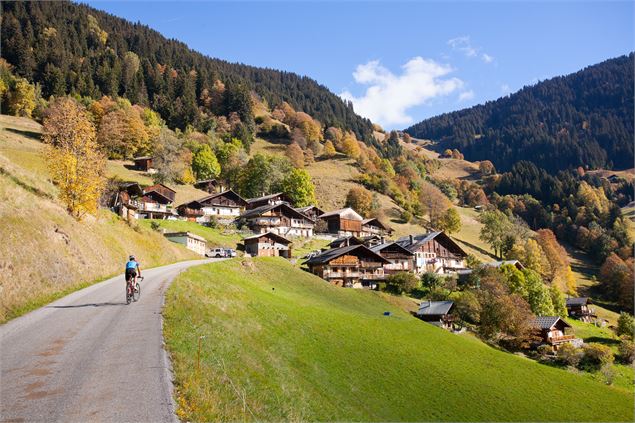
113, 159, 595, 352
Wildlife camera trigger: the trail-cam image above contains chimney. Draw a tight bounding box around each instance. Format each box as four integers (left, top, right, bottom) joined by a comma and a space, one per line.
380, 236, 385, 244
409, 234, 414, 244
345, 237, 350, 247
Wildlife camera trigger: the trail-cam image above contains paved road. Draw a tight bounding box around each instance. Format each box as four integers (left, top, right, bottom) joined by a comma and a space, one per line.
0, 258, 217, 423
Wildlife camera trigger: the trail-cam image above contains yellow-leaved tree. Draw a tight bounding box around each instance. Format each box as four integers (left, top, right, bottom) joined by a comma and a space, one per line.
43, 98, 106, 220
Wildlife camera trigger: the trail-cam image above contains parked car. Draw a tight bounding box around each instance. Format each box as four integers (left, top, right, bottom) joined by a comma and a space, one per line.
206, 247, 227, 258
225, 248, 237, 257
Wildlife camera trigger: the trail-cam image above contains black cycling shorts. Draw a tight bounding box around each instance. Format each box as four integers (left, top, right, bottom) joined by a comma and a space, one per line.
125, 269, 137, 281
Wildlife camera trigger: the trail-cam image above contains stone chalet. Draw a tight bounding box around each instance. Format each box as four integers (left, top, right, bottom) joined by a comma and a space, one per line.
164, 231, 207, 255
396, 232, 468, 275
304, 244, 389, 289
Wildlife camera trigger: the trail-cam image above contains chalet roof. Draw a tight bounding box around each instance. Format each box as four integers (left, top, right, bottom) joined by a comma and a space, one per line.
295, 205, 325, 215
533, 316, 571, 330
370, 242, 415, 256
304, 244, 389, 265
362, 218, 393, 231
145, 183, 176, 194
194, 179, 218, 185
484, 260, 525, 270
133, 156, 152, 160
164, 231, 206, 242
120, 182, 144, 197
319, 207, 364, 221
396, 232, 467, 257
417, 301, 454, 316
329, 236, 364, 248
240, 202, 311, 220
566, 297, 591, 307
247, 192, 287, 203
243, 231, 291, 245
196, 189, 247, 206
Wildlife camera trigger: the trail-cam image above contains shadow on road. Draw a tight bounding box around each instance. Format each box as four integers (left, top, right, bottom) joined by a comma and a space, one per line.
48, 302, 127, 309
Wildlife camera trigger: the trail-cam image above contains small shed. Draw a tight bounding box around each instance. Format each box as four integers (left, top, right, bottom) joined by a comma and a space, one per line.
133, 156, 153, 171
164, 231, 207, 256
416, 300, 455, 329
565, 297, 596, 322
243, 232, 292, 258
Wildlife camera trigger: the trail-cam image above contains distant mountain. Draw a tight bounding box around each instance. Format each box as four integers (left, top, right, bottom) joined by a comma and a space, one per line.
405, 54, 634, 173
1, 1, 375, 146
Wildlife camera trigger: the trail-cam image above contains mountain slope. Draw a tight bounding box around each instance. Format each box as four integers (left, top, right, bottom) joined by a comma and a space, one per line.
0, 115, 198, 322
1, 1, 374, 144
164, 258, 634, 422
405, 54, 634, 173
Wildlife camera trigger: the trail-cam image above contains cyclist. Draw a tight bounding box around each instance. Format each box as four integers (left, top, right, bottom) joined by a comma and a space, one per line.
125, 255, 141, 294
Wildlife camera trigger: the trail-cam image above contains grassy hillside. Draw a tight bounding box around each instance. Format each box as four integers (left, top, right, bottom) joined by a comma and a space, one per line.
0, 116, 199, 322
164, 258, 633, 422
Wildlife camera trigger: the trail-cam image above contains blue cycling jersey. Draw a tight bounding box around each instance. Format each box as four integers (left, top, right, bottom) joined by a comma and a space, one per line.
126, 261, 139, 270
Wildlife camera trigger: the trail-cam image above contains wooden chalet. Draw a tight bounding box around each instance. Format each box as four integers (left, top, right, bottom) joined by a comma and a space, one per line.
294, 205, 325, 222
194, 179, 222, 194
133, 156, 153, 171
140, 184, 177, 219
318, 208, 364, 237
532, 316, 582, 351
565, 297, 596, 323
246, 193, 293, 210
243, 232, 292, 258
113, 182, 177, 220
361, 218, 393, 237
416, 300, 456, 330
239, 203, 314, 238
370, 242, 415, 275
396, 232, 468, 275
304, 244, 389, 289
177, 190, 247, 223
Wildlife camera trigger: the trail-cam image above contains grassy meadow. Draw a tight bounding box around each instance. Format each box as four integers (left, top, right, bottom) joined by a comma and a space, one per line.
164, 258, 634, 422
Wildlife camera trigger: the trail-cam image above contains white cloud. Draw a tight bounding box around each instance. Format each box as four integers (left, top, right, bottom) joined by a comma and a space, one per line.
458, 90, 475, 102
448, 36, 477, 57
340, 57, 464, 127
501, 83, 511, 94
448, 36, 494, 64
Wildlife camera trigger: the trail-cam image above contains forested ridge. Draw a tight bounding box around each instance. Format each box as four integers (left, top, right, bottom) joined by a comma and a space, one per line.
1, 1, 375, 146
405, 54, 634, 173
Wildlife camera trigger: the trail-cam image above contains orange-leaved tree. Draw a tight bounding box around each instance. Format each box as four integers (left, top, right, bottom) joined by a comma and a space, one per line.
43, 97, 106, 220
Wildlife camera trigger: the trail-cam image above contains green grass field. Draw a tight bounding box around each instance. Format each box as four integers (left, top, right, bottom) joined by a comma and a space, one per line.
164, 258, 633, 422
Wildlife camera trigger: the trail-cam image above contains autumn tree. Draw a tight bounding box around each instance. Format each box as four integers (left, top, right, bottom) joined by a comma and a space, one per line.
97, 106, 150, 159
345, 186, 376, 217
536, 229, 577, 294
43, 98, 105, 219
479, 210, 511, 258
153, 128, 191, 184
419, 182, 451, 229
437, 207, 462, 234
285, 142, 305, 169
8, 78, 36, 117
323, 140, 336, 158
215, 139, 247, 188
280, 168, 316, 207
341, 132, 361, 158
192, 144, 220, 180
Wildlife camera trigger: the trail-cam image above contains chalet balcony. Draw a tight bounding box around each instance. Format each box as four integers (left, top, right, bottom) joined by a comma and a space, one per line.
548, 335, 577, 344
180, 207, 204, 216
323, 271, 385, 280
142, 203, 169, 213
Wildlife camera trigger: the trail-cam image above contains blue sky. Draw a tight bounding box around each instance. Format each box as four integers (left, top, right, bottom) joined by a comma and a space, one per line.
83, 1, 634, 129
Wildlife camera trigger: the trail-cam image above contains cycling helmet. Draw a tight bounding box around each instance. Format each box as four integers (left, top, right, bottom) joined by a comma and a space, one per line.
129, 255, 135, 260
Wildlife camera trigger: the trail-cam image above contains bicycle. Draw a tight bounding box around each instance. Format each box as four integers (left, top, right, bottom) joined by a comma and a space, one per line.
125, 275, 143, 304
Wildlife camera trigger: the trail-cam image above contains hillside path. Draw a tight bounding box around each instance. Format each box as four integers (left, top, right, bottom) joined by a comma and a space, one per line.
0, 258, 219, 422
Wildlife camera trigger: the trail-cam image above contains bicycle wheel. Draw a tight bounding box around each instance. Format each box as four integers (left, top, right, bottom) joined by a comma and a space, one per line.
125, 279, 132, 305
133, 283, 141, 302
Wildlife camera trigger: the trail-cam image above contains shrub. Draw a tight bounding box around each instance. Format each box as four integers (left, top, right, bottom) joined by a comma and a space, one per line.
208, 216, 219, 229
618, 338, 635, 364
556, 343, 583, 367
385, 272, 420, 295
400, 209, 412, 223
537, 344, 552, 356
581, 343, 614, 369
454, 290, 481, 324
150, 221, 161, 231
616, 312, 634, 339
